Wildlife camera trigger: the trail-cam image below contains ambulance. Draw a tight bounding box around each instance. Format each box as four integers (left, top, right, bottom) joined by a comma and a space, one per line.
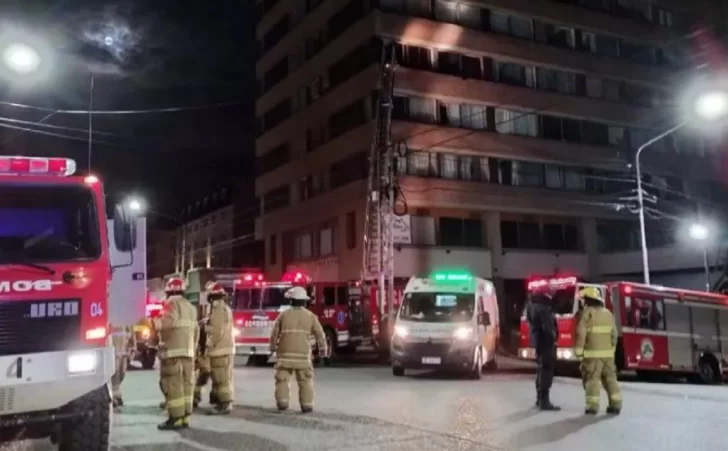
390, 271, 499, 379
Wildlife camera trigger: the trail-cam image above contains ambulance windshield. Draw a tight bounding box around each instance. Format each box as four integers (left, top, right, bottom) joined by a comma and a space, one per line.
399, 292, 474, 322
232, 286, 290, 311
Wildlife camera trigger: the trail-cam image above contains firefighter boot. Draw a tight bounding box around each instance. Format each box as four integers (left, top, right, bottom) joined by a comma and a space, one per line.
277, 403, 289, 412
157, 418, 186, 431
585, 408, 598, 415
606, 407, 621, 415
182, 416, 191, 428
539, 391, 561, 411
207, 402, 232, 416
301, 406, 313, 414
209, 391, 220, 407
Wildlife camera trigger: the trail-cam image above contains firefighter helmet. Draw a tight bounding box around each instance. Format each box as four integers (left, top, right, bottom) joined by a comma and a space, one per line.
165, 277, 186, 293
579, 286, 603, 303
284, 286, 310, 301
206, 282, 226, 296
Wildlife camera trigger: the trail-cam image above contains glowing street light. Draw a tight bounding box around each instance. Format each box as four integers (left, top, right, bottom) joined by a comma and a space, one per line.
2, 42, 41, 75
636, 89, 728, 285
127, 198, 143, 213
687, 222, 712, 292
689, 223, 710, 241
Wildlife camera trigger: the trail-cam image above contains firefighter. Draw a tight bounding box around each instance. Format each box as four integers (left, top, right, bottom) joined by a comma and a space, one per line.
194, 282, 214, 409
575, 287, 622, 415
526, 285, 560, 411
269, 286, 326, 413
205, 282, 235, 415
154, 277, 199, 430
110, 323, 135, 408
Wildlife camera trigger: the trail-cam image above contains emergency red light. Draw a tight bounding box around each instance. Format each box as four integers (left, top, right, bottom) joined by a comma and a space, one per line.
527, 276, 577, 291
623, 285, 633, 295
0, 156, 76, 176
282, 271, 308, 283
236, 273, 264, 285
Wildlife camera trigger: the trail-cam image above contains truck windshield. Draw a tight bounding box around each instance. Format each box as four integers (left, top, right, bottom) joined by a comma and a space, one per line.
232, 286, 290, 311
523, 287, 577, 316
399, 292, 474, 322
0, 184, 100, 263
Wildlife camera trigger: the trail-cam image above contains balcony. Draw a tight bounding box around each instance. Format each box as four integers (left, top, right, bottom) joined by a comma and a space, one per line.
393, 245, 492, 278
498, 249, 589, 279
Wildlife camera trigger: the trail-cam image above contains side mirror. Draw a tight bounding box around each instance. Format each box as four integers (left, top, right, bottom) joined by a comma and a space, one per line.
113, 204, 137, 253
479, 312, 491, 327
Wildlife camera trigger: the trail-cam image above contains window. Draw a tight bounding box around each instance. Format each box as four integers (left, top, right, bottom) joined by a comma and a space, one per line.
306, 125, 326, 152
620, 41, 654, 65
263, 185, 290, 213
257, 142, 290, 175
395, 44, 433, 70
330, 151, 367, 189
495, 108, 538, 137
437, 52, 482, 78
439, 217, 483, 247
543, 223, 579, 250
595, 35, 619, 58
625, 297, 665, 330
323, 287, 336, 306
490, 11, 532, 39
269, 235, 277, 264
393, 96, 436, 123
320, 227, 334, 255
496, 62, 534, 88
513, 161, 544, 187
329, 98, 367, 139
585, 77, 602, 98
536, 68, 575, 94
263, 57, 288, 92
535, 22, 575, 49
459, 104, 488, 130
294, 233, 313, 259
346, 211, 356, 249
263, 15, 290, 52
435, 0, 483, 29
407, 152, 438, 177
263, 99, 291, 132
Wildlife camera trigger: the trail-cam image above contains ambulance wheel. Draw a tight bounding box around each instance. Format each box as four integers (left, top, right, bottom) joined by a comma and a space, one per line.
469, 348, 483, 380
58, 386, 111, 451
392, 366, 404, 377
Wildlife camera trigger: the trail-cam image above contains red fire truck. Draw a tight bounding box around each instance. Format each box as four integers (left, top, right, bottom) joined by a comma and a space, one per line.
232, 271, 383, 365
518, 277, 728, 383
0, 156, 136, 449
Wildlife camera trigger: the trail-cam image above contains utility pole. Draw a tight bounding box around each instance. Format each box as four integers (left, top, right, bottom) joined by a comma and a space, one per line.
362, 43, 397, 334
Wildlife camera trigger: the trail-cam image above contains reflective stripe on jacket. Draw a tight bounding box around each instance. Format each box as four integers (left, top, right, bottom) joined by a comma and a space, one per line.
206, 300, 235, 357
156, 295, 199, 359
269, 307, 326, 370
574, 306, 617, 359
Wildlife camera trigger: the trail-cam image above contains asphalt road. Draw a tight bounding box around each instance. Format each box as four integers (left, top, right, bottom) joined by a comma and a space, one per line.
8, 356, 728, 450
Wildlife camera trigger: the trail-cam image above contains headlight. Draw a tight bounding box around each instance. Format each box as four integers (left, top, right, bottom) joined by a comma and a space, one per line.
558, 348, 574, 360
140, 327, 150, 339
394, 324, 408, 338
233, 327, 241, 337
68, 351, 98, 374
453, 327, 474, 340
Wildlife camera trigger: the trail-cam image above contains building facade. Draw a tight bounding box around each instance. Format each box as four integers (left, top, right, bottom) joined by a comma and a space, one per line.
255, 0, 727, 331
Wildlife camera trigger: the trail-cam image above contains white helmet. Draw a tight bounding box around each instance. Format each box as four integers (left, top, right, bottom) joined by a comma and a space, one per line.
284, 286, 310, 301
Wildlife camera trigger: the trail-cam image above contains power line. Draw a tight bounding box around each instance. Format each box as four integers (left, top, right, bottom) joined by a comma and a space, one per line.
0, 122, 129, 148
0, 100, 246, 115
0, 115, 120, 137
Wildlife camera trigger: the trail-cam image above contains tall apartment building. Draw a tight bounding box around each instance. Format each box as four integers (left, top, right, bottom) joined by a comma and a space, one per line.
255, 0, 726, 329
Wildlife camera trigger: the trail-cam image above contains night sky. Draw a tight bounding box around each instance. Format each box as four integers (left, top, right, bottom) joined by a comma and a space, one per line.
0, 0, 254, 213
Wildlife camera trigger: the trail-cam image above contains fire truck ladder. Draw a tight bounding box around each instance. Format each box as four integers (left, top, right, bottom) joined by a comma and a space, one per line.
362, 44, 397, 331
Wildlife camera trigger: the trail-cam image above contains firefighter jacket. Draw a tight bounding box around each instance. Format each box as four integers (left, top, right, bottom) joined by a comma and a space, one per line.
206, 300, 235, 357
110, 325, 135, 358
574, 305, 617, 359
154, 295, 199, 359
269, 307, 326, 370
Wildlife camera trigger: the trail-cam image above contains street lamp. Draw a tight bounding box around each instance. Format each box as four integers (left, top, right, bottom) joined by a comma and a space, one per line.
688, 222, 711, 291
124, 196, 187, 273
636, 90, 728, 285
2, 43, 40, 74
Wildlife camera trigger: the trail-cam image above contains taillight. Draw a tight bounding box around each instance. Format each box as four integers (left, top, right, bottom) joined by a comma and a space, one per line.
0, 156, 76, 176
85, 326, 107, 340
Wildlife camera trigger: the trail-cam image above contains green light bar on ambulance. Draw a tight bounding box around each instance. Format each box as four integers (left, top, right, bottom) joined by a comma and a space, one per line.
432, 272, 472, 282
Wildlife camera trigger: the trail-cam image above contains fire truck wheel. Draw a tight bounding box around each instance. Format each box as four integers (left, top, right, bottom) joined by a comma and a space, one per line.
698, 355, 721, 384
323, 328, 336, 360
392, 366, 404, 377
58, 386, 111, 451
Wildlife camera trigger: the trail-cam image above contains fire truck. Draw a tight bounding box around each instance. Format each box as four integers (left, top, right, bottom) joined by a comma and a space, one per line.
232, 271, 382, 365
518, 276, 728, 383
0, 156, 137, 449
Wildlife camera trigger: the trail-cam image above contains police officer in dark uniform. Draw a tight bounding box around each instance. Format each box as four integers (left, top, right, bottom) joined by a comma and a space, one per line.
526, 286, 560, 411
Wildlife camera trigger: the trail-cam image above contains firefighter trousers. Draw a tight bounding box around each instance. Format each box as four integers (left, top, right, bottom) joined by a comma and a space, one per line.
581, 358, 622, 411
535, 342, 556, 393
111, 356, 128, 400
210, 355, 234, 404
194, 355, 212, 404
274, 367, 314, 410
160, 357, 194, 420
